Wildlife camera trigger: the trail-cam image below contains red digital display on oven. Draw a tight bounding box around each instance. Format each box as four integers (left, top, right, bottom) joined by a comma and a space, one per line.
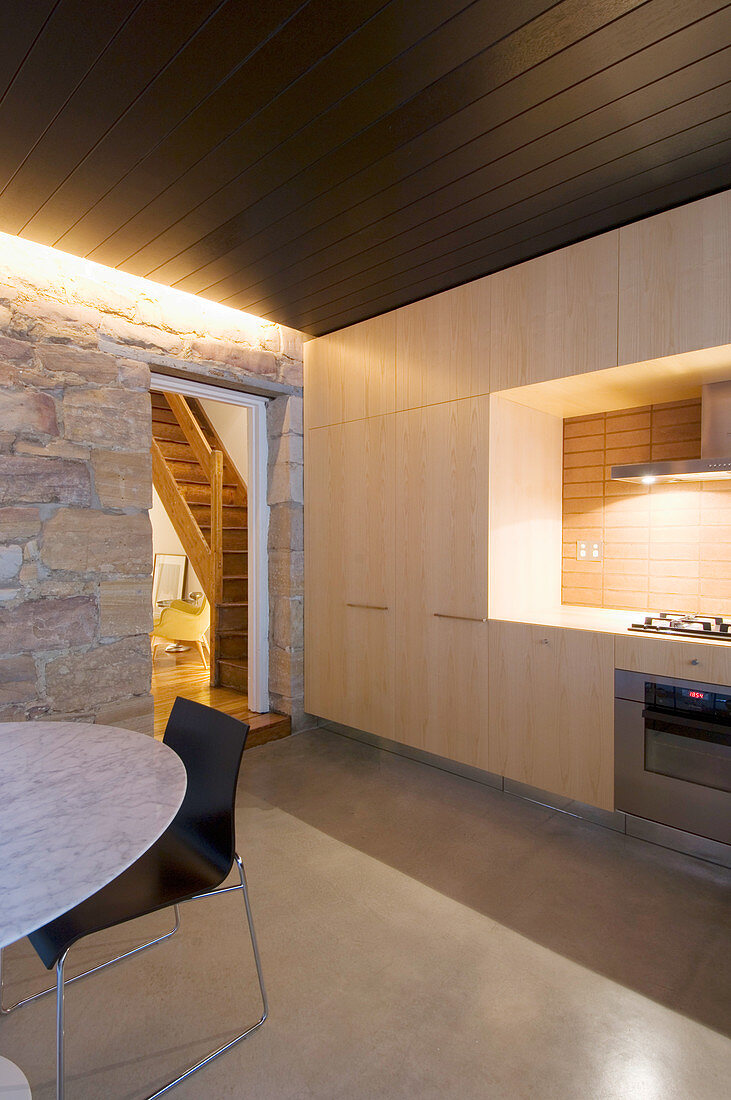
688, 691, 705, 699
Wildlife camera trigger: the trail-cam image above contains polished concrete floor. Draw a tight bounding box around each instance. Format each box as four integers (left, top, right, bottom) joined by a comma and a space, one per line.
1, 728, 729, 1098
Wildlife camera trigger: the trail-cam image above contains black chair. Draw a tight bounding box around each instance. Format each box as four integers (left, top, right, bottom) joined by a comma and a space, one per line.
0, 697, 268, 1100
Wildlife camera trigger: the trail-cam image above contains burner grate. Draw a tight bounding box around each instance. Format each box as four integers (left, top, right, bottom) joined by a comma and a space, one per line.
629, 612, 731, 641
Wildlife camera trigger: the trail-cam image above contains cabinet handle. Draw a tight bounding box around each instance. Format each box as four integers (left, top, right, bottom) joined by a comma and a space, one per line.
434, 613, 487, 622
538, 638, 550, 645
691, 658, 700, 666
346, 603, 388, 611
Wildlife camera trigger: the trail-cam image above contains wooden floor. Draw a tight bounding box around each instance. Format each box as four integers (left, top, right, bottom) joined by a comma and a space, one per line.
152, 649, 291, 745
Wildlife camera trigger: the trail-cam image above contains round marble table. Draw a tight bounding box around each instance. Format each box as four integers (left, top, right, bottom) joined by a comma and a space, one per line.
0, 721, 187, 951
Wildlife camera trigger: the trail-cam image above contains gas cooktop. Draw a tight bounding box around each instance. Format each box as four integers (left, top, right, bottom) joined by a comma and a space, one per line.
629, 613, 731, 641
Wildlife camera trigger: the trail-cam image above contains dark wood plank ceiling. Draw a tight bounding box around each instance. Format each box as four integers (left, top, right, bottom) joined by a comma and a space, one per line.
1, 0, 729, 336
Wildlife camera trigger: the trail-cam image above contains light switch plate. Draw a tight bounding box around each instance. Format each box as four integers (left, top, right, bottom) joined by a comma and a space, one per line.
576, 539, 603, 562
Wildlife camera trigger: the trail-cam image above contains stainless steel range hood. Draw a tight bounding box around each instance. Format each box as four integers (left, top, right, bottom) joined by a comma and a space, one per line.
611, 380, 731, 484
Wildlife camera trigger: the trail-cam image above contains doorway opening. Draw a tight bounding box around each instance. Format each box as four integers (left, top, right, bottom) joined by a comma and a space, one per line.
148, 374, 289, 746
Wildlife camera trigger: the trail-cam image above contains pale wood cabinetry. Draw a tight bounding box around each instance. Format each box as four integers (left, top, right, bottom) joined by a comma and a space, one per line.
304, 416, 395, 736
304, 312, 396, 428
394, 397, 490, 768
488, 621, 614, 811
395, 281, 489, 409
615, 634, 731, 687
489, 231, 619, 391
618, 190, 731, 365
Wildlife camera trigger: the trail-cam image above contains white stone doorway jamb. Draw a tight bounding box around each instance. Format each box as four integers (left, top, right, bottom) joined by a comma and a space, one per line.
149, 372, 270, 713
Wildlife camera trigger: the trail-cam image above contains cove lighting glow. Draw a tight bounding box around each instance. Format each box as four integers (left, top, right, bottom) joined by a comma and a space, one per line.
0, 230, 283, 344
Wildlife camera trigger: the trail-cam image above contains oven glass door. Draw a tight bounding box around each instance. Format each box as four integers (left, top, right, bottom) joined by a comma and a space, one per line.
643, 710, 731, 793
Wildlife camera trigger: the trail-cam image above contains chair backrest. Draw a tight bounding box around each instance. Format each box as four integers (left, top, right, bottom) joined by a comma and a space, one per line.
163, 697, 249, 877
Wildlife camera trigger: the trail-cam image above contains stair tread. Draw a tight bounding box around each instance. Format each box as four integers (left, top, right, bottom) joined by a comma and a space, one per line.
216, 628, 248, 636
223, 574, 248, 579
218, 658, 248, 668
218, 600, 248, 607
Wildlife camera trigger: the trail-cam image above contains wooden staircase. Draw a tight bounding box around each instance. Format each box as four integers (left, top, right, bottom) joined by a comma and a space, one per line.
150, 391, 248, 690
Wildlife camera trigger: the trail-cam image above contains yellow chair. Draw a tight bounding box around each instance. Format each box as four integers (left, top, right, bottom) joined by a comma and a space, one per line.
151, 598, 211, 667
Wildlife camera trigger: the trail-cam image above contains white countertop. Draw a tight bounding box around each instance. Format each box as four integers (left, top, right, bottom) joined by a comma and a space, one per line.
0, 721, 187, 950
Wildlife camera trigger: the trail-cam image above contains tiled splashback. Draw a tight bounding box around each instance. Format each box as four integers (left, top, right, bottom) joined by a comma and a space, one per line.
562, 399, 731, 617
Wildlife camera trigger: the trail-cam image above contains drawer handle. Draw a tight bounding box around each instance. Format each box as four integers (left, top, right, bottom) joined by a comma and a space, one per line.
691, 658, 700, 666
434, 613, 487, 622
346, 603, 388, 611
539, 638, 550, 645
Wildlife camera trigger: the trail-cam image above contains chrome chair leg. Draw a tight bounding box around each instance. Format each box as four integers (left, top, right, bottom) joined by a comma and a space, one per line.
0, 907, 181, 1015
56, 950, 68, 1100
145, 854, 268, 1100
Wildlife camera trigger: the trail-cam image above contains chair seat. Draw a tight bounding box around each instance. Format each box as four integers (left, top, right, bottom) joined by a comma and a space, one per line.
29, 830, 229, 971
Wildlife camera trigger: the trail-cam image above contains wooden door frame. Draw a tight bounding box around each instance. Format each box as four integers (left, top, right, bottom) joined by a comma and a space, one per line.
150, 372, 270, 712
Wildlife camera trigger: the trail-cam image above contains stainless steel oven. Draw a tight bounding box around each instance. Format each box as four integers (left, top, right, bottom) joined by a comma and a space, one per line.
615, 670, 731, 846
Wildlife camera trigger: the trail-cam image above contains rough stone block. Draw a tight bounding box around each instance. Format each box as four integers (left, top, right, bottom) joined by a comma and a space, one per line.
267, 395, 303, 437
267, 461, 304, 506
0, 703, 26, 722
0, 390, 58, 436
117, 359, 150, 391
41, 508, 151, 574
0, 506, 41, 539
45, 635, 151, 711
38, 344, 119, 384
0, 456, 91, 505
0, 545, 22, 581
63, 388, 151, 451
15, 439, 89, 460
0, 655, 37, 704
99, 578, 153, 637
268, 432, 303, 467
0, 595, 96, 653
269, 549, 304, 596
268, 502, 303, 552
280, 327, 304, 363
96, 692, 154, 736
276, 356, 304, 387
92, 450, 152, 510
0, 335, 33, 363
269, 644, 304, 696
270, 595, 304, 651
268, 692, 313, 733
19, 563, 38, 584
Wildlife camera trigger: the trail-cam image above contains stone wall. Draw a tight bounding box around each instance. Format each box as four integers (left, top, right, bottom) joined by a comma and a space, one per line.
0, 338, 155, 731
0, 233, 307, 732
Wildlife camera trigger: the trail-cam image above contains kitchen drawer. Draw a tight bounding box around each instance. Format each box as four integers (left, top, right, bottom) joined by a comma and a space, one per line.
615, 634, 731, 686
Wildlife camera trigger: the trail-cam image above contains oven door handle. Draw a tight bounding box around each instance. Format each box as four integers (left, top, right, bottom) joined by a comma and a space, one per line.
642, 707, 731, 738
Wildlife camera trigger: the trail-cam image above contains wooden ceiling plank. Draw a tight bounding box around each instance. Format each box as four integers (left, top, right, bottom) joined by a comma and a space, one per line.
0, 0, 226, 235
137, 0, 643, 288
47, 0, 403, 261
0, 1, 60, 104
204, 44, 731, 312
153, 0, 718, 298
277, 158, 731, 333
0, 0, 143, 200
7, 0, 311, 249
79, 0, 550, 272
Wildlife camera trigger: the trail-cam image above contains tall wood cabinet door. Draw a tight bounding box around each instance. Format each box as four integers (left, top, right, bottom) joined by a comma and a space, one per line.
395, 397, 490, 768
340, 414, 396, 737
396, 281, 489, 410
488, 621, 614, 811
618, 191, 731, 365
304, 425, 347, 722
304, 313, 396, 428
305, 417, 395, 735
489, 231, 618, 391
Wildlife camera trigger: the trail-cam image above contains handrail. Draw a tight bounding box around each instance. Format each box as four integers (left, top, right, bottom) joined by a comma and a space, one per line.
164, 392, 212, 472
189, 397, 248, 504
151, 439, 213, 602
